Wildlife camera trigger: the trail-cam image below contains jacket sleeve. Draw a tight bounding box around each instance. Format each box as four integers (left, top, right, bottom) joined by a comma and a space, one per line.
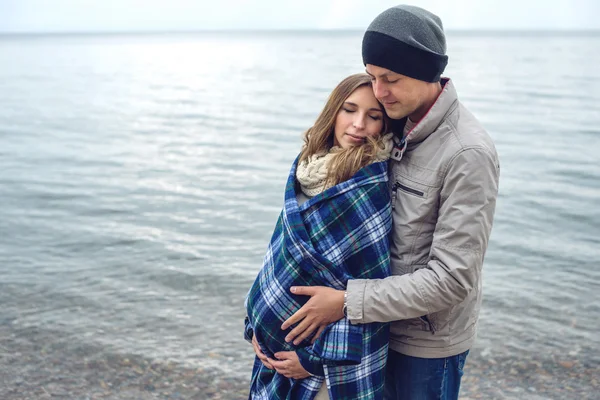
346, 147, 500, 323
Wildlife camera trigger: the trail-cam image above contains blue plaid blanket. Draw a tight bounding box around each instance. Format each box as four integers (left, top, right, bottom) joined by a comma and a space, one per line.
245, 155, 392, 400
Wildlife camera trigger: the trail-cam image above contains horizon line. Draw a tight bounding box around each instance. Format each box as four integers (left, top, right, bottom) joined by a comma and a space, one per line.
1, 28, 599, 37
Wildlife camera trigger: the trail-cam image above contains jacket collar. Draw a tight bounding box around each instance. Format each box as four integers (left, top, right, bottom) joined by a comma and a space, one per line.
403, 78, 458, 145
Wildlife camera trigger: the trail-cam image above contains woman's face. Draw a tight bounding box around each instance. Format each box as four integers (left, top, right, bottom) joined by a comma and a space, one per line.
333, 85, 384, 149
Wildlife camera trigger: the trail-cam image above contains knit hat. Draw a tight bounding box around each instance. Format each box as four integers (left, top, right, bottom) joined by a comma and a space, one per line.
362, 5, 448, 82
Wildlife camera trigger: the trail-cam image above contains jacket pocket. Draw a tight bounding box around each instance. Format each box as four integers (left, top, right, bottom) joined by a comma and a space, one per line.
391, 181, 424, 210
419, 315, 436, 335
392, 316, 436, 338
396, 182, 424, 197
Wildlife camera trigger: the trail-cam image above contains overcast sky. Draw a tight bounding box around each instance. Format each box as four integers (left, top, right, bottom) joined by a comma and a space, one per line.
0, 0, 598, 33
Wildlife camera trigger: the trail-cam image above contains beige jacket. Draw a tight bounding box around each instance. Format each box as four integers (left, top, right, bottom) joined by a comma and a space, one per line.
346, 79, 500, 358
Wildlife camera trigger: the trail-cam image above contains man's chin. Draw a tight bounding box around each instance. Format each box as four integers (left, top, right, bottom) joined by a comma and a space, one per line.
385, 109, 409, 120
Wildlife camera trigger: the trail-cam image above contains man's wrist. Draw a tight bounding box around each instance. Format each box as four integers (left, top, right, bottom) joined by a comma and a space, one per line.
342, 290, 348, 317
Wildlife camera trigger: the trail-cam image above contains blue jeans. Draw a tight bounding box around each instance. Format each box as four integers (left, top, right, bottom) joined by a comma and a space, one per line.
384, 349, 469, 400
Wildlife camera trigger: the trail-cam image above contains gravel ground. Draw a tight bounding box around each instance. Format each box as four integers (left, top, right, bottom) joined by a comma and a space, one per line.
1, 324, 598, 399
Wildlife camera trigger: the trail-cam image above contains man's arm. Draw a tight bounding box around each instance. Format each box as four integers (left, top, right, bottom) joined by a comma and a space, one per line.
283, 147, 499, 339
350, 147, 499, 323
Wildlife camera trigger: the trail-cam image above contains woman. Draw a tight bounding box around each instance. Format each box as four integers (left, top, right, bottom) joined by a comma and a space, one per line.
245, 73, 393, 400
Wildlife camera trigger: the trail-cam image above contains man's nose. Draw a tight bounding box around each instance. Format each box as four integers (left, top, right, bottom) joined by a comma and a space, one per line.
372, 80, 386, 100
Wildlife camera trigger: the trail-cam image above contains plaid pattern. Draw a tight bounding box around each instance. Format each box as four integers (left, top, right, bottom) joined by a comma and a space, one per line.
245, 156, 392, 400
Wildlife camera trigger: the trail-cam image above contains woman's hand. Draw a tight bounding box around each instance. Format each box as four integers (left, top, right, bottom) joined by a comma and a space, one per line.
268, 351, 311, 379
251, 335, 273, 369
281, 286, 345, 345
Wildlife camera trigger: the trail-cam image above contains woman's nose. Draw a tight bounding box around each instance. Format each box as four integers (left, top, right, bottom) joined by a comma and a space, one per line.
353, 115, 366, 129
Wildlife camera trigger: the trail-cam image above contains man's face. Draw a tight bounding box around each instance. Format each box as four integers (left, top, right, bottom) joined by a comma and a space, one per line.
366, 64, 430, 120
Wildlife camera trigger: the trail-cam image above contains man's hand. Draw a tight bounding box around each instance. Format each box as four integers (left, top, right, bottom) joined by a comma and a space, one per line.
281, 286, 345, 345
268, 351, 311, 379
251, 335, 273, 369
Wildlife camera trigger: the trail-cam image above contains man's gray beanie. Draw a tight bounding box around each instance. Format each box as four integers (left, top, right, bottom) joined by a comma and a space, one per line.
362, 5, 448, 82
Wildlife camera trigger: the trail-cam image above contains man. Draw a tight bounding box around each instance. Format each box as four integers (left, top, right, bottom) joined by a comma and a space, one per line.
254, 5, 500, 399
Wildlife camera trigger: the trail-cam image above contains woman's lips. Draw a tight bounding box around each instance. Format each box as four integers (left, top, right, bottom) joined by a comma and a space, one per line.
346, 133, 367, 143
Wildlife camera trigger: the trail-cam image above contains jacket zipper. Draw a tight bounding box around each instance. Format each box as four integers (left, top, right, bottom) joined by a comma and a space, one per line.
396, 182, 424, 197
391, 182, 424, 209
391, 182, 399, 210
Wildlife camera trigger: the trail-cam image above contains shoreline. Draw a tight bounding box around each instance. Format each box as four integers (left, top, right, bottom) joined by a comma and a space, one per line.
0, 324, 248, 400
1, 324, 598, 399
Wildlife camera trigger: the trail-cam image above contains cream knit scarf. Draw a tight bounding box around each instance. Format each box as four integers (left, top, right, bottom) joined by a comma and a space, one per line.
296, 133, 394, 197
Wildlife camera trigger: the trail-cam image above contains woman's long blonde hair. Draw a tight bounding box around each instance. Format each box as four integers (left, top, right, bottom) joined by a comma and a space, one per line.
298, 73, 390, 187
